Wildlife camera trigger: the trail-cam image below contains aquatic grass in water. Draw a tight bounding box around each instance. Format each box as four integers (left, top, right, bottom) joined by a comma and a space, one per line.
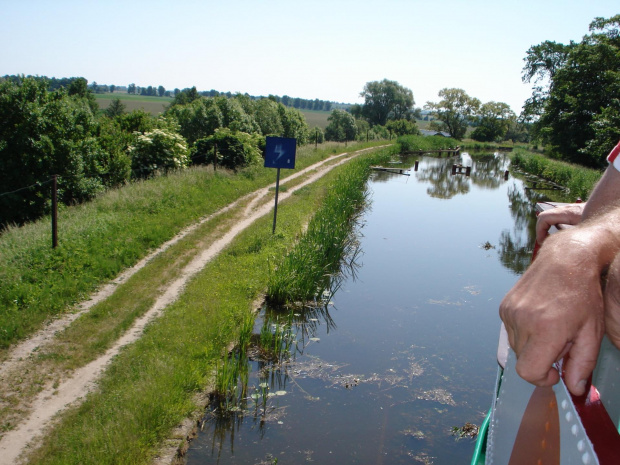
212, 313, 253, 413
259, 313, 296, 362
266, 148, 394, 305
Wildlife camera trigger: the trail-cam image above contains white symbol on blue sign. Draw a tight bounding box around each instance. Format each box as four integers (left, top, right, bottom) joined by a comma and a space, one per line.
274, 144, 286, 163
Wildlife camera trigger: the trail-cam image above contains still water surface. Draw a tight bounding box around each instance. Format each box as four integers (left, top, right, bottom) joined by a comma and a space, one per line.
186, 152, 549, 464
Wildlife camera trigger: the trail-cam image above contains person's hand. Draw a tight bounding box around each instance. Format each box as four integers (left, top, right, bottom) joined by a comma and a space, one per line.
500, 229, 605, 396
536, 203, 585, 245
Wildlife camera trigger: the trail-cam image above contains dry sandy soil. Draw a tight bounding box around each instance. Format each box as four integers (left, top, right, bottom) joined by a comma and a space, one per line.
0, 146, 385, 465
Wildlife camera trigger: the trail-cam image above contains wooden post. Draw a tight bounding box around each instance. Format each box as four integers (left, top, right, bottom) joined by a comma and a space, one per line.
451, 164, 457, 175
466, 166, 471, 176
414, 160, 419, 171
272, 168, 281, 234
52, 174, 58, 248
504, 170, 509, 180
213, 142, 217, 172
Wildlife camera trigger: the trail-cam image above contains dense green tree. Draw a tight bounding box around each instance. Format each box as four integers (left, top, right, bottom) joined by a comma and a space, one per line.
128, 83, 136, 94
0, 79, 104, 225
254, 98, 284, 136
523, 15, 620, 166
359, 79, 415, 126
215, 96, 259, 134
424, 88, 480, 140
192, 128, 262, 170
385, 119, 420, 137
165, 99, 223, 145
278, 105, 309, 144
158, 85, 166, 97
68, 77, 98, 113
325, 109, 357, 142
471, 101, 515, 142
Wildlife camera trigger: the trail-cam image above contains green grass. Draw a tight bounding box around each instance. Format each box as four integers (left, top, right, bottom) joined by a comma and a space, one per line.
24, 145, 384, 465
510, 149, 602, 200
0, 141, 384, 352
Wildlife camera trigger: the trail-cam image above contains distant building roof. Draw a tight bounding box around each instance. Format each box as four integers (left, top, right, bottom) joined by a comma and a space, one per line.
420, 129, 451, 138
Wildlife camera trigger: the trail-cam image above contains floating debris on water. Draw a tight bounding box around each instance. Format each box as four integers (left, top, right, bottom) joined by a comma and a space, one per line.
480, 241, 495, 250
401, 428, 425, 439
451, 422, 479, 439
427, 299, 463, 307
416, 388, 456, 406
463, 285, 481, 296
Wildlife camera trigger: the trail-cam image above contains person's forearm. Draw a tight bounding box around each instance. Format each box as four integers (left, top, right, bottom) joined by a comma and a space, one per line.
573, 205, 620, 273
583, 165, 620, 221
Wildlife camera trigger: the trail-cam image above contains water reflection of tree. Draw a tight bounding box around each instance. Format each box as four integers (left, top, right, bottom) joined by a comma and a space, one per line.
498, 184, 548, 275
470, 153, 510, 190
416, 158, 471, 199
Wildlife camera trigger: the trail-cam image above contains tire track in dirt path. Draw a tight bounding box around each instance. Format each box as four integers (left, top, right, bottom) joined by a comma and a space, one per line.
0, 146, 388, 464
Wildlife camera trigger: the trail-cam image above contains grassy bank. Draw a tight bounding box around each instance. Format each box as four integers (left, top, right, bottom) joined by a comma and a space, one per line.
397, 134, 460, 152
0, 141, 386, 352
510, 148, 602, 200
25, 145, 397, 465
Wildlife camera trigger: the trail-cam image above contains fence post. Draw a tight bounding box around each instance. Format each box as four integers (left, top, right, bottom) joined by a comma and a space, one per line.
213, 142, 217, 172
52, 175, 58, 248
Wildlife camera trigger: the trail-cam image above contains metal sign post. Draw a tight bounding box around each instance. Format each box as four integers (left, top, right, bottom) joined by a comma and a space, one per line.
264, 137, 296, 234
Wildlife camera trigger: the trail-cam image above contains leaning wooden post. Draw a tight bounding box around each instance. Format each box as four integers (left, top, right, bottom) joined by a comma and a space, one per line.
52, 174, 58, 248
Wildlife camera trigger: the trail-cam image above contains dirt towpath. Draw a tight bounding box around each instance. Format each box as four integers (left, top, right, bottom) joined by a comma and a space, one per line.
0, 146, 387, 464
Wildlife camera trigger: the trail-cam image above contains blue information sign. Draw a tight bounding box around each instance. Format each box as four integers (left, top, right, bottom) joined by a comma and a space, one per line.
264, 137, 296, 169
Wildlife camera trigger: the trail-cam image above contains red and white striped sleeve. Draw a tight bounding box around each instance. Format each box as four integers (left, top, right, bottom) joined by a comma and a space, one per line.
607, 140, 620, 171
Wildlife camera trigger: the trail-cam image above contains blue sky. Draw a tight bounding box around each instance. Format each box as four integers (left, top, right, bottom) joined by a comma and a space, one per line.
2, 0, 618, 114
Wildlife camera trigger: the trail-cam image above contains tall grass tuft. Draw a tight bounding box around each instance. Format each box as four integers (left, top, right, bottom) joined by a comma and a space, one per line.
510, 149, 602, 200
212, 312, 254, 413
267, 147, 394, 305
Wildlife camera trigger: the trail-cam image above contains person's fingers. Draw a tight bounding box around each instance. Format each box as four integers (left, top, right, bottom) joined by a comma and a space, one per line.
535, 214, 555, 244
562, 323, 603, 396
514, 337, 564, 387
535, 205, 584, 245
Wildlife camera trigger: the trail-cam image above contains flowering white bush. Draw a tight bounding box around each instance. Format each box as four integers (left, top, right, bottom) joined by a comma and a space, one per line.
128, 128, 189, 177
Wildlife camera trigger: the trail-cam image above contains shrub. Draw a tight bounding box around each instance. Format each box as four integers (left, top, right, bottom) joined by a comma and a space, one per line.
192, 128, 262, 171
129, 128, 189, 177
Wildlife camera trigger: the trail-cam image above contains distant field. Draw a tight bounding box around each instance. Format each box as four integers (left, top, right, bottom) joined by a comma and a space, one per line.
95, 93, 173, 115
300, 109, 330, 129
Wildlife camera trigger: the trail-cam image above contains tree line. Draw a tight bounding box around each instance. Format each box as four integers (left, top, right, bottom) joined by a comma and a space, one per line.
0, 78, 318, 227
520, 14, 620, 168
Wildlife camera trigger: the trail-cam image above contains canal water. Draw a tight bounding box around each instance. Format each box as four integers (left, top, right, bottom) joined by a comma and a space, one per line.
186, 152, 550, 464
